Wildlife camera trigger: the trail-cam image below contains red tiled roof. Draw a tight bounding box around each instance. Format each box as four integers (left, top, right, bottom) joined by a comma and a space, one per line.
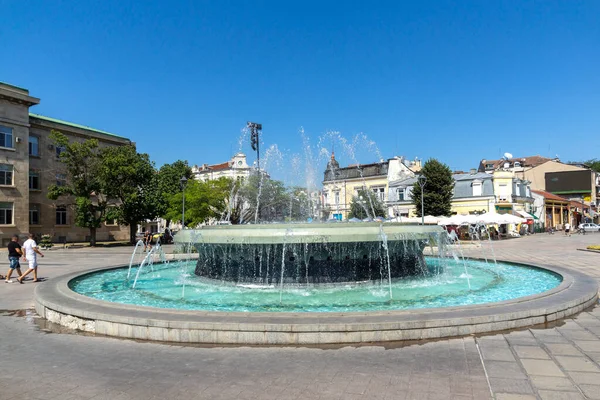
531, 189, 568, 203
207, 162, 231, 171
479, 155, 554, 171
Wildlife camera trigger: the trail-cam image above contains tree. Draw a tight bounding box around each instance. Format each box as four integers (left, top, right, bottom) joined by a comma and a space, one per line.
98, 145, 160, 243
348, 188, 386, 219
156, 160, 193, 222
47, 130, 106, 246
412, 159, 454, 217
583, 159, 600, 173
237, 173, 290, 222
165, 177, 232, 227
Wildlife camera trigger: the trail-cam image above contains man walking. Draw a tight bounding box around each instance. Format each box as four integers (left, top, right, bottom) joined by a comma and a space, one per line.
5, 235, 24, 283
18, 233, 44, 283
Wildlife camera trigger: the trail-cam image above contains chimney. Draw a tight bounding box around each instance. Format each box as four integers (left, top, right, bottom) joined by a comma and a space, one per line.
470, 168, 477, 175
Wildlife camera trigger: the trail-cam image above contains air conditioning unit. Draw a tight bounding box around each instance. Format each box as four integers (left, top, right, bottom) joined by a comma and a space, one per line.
15, 137, 22, 143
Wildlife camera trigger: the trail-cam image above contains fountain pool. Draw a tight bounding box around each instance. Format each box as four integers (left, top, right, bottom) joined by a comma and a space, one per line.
69, 257, 562, 313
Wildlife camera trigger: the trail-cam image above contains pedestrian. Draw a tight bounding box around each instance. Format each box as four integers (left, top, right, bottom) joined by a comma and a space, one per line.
5, 235, 24, 283
144, 230, 152, 252
18, 233, 44, 283
564, 222, 571, 237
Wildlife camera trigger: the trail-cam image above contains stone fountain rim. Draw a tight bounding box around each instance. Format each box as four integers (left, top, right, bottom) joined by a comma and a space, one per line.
33, 259, 598, 344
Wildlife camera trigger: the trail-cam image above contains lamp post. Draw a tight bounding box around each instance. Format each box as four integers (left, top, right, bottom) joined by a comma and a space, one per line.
417, 175, 427, 225
247, 122, 262, 171
180, 176, 188, 229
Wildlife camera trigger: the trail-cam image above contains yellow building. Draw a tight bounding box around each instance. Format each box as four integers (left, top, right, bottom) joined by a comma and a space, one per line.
322, 154, 419, 220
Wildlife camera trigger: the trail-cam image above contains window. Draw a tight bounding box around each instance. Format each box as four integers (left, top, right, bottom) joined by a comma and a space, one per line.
498, 183, 509, 202
29, 170, 40, 190
323, 192, 328, 205
56, 173, 67, 187
514, 161, 521, 168
485, 163, 494, 169
56, 145, 66, 159
0, 125, 13, 148
372, 187, 385, 202
29, 136, 39, 156
0, 202, 13, 225
0, 164, 13, 185
472, 181, 482, 196
56, 206, 67, 225
105, 219, 117, 226
397, 188, 406, 201
29, 204, 40, 225
334, 191, 340, 205
515, 183, 521, 197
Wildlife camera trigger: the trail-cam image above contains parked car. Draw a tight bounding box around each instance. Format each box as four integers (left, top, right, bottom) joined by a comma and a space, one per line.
578, 223, 600, 232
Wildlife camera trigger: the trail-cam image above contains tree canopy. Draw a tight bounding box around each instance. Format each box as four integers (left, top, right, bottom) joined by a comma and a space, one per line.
47, 130, 106, 246
412, 159, 454, 217
156, 160, 193, 221
348, 188, 386, 219
98, 145, 160, 243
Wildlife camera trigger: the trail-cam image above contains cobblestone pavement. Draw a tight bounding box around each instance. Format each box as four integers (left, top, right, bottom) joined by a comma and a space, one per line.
0, 234, 599, 400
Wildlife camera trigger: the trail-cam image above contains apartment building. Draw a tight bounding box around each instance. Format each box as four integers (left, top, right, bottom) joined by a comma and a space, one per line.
0, 82, 131, 245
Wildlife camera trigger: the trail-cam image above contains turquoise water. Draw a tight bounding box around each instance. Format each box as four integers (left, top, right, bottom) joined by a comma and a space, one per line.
69, 258, 562, 312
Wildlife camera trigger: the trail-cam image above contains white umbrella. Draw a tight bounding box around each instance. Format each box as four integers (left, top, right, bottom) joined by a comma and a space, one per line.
499, 214, 527, 224
474, 213, 503, 225
423, 215, 440, 224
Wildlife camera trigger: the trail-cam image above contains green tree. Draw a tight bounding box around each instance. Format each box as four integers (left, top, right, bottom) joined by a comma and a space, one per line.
348, 188, 386, 219
238, 173, 290, 222
47, 130, 106, 246
98, 145, 160, 243
583, 159, 600, 173
412, 159, 454, 217
165, 177, 232, 227
156, 160, 193, 222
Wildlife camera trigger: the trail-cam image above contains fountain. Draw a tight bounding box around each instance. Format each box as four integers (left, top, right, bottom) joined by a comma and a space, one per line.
32, 128, 599, 344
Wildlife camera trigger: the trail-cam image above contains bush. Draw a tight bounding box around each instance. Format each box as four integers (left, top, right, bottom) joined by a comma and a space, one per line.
39, 234, 54, 249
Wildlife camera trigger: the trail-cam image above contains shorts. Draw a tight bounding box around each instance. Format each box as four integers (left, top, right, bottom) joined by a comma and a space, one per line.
8, 256, 20, 270
565, 229, 570, 233
27, 257, 37, 269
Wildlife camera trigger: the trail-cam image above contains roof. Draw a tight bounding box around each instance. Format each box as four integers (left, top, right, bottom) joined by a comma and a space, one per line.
29, 113, 128, 140
324, 161, 388, 182
453, 172, 492, 181
0, 81, 29, 93
201, 162, 230, 172
479, 155, 554, 171
531, 189, 568, 203
389, 176, 418, 187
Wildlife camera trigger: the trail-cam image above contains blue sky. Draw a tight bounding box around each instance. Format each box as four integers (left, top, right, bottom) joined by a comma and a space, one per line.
1, 0, 599, 180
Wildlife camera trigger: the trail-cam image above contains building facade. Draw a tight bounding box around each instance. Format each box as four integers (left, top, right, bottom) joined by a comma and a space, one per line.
322, 154, 419, 220
0, 82, 131, 245
191, 153, 254, 182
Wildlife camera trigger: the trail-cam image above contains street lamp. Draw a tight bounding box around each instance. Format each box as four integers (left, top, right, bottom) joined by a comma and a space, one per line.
247, 122, 262, 171
180, 176, 188, 229
417, 175, 427, 225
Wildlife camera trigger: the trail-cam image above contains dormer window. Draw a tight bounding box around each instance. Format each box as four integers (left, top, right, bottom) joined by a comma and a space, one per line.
514, 161, 521, 168
472, 180, 482, 196
485, 163, 494, 169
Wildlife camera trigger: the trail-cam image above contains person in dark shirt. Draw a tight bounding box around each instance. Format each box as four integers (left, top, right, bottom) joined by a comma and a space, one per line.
5, 235, 24, 283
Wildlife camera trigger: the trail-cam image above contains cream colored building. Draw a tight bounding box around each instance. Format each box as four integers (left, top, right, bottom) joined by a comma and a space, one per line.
322, 154, 420, 220
192, 153, 254, 182
0, 82, 131, 245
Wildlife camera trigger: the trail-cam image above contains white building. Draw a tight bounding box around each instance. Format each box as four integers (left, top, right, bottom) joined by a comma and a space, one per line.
192, 153, 253, 182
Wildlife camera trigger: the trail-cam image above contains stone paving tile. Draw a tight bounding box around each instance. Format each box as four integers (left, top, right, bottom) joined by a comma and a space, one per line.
520, 359, 566, 377
579, 384, 600, 399
574, 340, 600, 352
480, 345, 517, 361
529, 375, 579, 391
495, 394, 537, 400
568, 371, 600, 385
484, 361, 527, 379
488, 378, 535, 394
554, 355, 600, 372
513, 345, 551, 359
544, 343, 583, 356
537, 390, 586, 400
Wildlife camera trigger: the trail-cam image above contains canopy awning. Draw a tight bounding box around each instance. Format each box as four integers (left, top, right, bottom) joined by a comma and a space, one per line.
515, 210, 536, 220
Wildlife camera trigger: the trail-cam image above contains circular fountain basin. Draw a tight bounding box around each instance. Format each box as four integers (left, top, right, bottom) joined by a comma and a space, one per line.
34, 258, 598, 344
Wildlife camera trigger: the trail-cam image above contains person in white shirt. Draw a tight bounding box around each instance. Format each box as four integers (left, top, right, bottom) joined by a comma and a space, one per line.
564, 223, 571, 237
18, 233, 44, 283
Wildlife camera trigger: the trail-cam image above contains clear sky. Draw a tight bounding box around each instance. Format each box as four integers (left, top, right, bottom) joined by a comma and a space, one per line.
1, 0, 599, 180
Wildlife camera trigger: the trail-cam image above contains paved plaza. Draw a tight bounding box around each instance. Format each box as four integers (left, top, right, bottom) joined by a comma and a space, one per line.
1, 234, 599, 400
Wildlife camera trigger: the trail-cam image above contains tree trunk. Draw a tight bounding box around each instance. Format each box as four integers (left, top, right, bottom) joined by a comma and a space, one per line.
90, 227, 97, 247
129, 224, 137, 245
